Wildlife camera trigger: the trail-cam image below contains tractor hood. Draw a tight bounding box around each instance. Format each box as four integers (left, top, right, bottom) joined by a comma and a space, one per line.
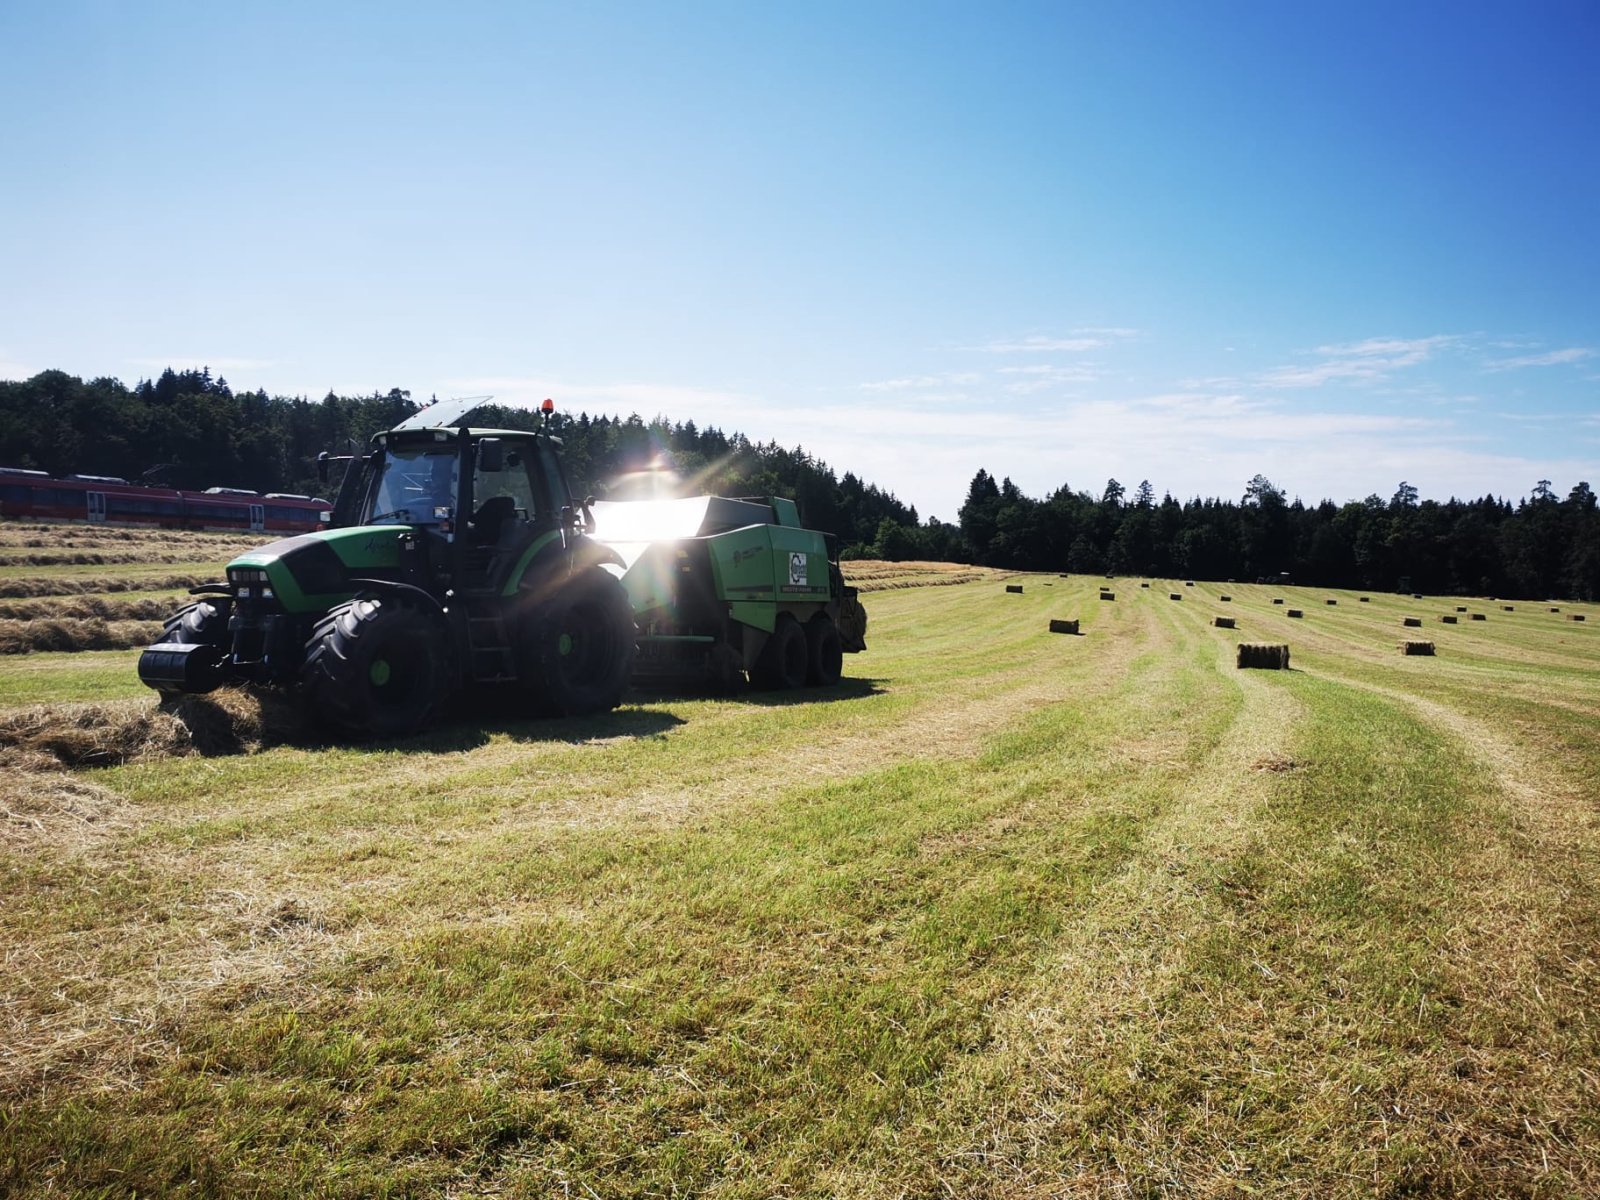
227, 526, 408, 614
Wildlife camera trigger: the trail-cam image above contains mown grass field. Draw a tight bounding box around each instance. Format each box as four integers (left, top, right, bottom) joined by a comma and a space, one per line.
2, 525, 1599, 1197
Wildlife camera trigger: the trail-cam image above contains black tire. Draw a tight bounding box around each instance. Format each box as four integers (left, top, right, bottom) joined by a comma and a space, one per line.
804, 615, 843, 687
301, 598, 449, 737
162, 598, 231, 647
751, 614, 807, 690
519, 569, 636, 716
140, 598, 232, 694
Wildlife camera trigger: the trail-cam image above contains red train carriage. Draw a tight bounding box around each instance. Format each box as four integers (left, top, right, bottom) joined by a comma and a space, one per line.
0, 468, 330, 532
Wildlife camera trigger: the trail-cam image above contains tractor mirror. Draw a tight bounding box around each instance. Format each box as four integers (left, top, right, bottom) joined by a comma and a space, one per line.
316, 451, 330, 483
476, 439, 504, 473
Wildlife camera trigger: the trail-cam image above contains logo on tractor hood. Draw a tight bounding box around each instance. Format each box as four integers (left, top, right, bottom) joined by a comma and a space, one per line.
788, 552, 807, 586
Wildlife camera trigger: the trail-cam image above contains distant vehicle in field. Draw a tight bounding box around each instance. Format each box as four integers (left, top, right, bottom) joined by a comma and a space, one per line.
0, 467, 330, 533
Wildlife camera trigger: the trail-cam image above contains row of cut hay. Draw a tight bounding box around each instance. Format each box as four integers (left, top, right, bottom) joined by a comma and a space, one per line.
0, 688, 301, 769
840, 560, 992, 581
0, 572, 210, 599
0, 595, 175, 621
0, 618, 165, 654
0, 522, 262, 545
0, 549, 234, 568
850, 571, 987, 593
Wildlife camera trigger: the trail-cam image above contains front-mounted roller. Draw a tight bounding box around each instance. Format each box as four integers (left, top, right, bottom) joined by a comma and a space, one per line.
139, 397, 636, 737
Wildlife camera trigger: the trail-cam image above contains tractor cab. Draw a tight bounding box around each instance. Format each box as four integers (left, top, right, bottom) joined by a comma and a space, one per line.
334, 425, 576, 593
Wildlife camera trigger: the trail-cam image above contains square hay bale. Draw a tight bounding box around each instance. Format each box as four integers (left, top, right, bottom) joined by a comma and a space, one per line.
1185, 581, 1195, 587
1099, 591, 1115, 601
1550, 607, 1560, 613
1049, 618, 1080, 635
1140, 582, 1150, 588
1325, 598, 1337, 605
1272, 598, 1284, 605
1441, 615, 1457, 624
1213, 616, 1236, 629
1456, 605, 1467, 612
1359, 596, 1370, 602
1006, 584, 1023, 594
1402, 617, 1422, 627
1471, 613, 1487, 621
1502, 605, 1515, 611
1287, 609, 1304, 618
1572, 614, 1587, 622
1058, 573, 1070, 578
1237, 643, 1289, 670
1220, 595, 1232, 602
1398, 640, 1436, 656
1413, 593, 1423, 599
1170, 593, 1183, 601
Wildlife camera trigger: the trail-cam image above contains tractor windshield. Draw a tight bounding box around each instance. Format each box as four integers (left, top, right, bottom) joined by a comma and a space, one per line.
368, 446, 459, 526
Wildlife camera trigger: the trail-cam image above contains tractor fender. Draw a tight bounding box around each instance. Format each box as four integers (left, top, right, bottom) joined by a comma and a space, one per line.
348, 577, 446, 621
501, 533, 625, 603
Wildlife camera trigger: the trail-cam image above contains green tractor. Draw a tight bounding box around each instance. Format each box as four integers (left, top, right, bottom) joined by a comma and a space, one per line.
138, 398, 635, 736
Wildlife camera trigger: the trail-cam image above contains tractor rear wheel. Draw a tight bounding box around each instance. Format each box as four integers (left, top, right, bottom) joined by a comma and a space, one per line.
520, 568, 635, 716
804, 615, 843, 687
302, 598, 449, 737
751, 614, 807, 690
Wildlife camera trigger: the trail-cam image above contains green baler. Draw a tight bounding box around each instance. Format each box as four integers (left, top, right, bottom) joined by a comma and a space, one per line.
592, 495, 867, 690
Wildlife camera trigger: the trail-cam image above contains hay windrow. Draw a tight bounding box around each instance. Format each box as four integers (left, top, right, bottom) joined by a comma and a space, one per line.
0, 617, 165, 654
0, 573, 211, 599
0, 689, 302, 768
0, 596, 174, 621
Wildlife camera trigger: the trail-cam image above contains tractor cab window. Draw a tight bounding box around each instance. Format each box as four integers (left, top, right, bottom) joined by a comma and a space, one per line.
469, 440, 543, 542
473, 444, 544, 524
369, 447, 459, 527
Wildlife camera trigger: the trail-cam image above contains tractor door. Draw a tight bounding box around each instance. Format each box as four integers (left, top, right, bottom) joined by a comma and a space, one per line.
249, 503, 265, 532
87, 491, 106, 523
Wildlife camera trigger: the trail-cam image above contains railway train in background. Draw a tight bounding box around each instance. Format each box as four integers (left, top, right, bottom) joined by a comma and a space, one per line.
0, 466, 331, 533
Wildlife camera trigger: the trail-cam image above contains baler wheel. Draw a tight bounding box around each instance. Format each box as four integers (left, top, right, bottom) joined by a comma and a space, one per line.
752, 614, 807, 690
302, 598, 449, 737
805, 615, 843, 687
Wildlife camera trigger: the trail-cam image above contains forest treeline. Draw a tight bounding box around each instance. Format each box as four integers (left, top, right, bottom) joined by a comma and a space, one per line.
3, 367, 1597, 599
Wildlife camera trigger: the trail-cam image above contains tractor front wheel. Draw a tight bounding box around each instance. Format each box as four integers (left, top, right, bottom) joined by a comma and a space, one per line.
162, 598, 232, 648
520, 569, 636, 716
302, 598, 450, 737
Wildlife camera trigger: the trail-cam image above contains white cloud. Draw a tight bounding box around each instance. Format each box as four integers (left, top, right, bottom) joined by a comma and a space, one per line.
858, 372, 980, 392
1484, 347, 1595, 371
971, 328, 1138, 354
1258, 335, 1458, 388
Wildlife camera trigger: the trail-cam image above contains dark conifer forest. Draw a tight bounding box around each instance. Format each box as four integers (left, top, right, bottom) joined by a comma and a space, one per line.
3, 368, 1597, 599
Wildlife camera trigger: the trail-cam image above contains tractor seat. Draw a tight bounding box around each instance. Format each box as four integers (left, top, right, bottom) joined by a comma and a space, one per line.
469, 495, 516, 544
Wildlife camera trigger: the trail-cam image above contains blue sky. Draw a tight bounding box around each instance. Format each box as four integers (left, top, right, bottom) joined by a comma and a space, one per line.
2, 0, 1596, 520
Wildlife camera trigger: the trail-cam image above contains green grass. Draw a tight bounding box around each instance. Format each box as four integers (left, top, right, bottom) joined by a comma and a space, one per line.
3, 573, 1598, 1197
0, 648, 149, 705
